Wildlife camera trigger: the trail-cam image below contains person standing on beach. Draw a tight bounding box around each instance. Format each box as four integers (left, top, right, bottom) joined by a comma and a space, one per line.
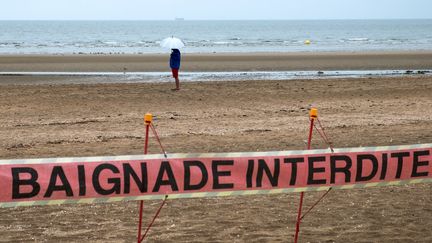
170, 48, 181, 90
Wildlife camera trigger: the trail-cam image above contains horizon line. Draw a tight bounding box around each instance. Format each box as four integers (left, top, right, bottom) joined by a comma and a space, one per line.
0, 18, 431, 21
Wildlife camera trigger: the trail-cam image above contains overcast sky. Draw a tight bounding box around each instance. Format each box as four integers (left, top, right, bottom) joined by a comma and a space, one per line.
1, 0, 431, 20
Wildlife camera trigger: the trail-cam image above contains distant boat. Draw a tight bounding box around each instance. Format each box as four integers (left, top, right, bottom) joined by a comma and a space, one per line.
175, 18, 185, 21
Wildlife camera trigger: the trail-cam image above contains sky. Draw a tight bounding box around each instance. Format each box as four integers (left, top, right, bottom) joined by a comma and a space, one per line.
1, 0, 431, 20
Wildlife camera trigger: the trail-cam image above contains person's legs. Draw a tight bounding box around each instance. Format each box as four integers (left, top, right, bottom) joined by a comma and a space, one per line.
171, 68, 180, 90
175, 77, 180, 90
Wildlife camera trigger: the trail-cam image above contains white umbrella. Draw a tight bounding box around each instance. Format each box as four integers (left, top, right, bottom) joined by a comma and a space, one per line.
160, 37, 185, 49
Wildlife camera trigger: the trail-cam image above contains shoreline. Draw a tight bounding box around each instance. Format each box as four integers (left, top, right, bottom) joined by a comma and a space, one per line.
1, 51, 432, 72
0, 70, 431, 85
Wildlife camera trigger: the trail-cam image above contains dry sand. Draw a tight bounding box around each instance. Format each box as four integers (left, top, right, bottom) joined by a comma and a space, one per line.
0, 53, 431, 242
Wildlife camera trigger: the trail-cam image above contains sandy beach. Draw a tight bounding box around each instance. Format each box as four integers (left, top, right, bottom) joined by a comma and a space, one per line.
0, 52, 431, 242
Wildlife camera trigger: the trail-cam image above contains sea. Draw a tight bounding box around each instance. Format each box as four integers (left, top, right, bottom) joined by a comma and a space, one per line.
0, 20, 432, 54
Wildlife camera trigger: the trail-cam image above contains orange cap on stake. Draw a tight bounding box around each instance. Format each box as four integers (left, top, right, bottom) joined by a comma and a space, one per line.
310, 108, 318, 119
144, 113, 153, 125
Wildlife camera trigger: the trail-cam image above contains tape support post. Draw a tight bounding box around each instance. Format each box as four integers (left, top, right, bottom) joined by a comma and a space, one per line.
0, 143, 431, 208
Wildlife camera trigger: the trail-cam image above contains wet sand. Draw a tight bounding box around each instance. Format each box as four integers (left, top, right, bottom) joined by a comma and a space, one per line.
0, 67, 431, 242
1, 51, 432, 72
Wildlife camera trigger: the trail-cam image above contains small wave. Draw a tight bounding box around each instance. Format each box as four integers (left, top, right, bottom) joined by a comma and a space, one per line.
346, 38, 369, 42
284, 40, 302, 44
384, 38, 407, 44
103, 41, 118, 45
213, 41, 231, 45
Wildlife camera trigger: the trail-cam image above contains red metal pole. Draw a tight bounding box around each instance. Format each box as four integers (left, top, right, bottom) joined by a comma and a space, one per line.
144, 124, 150, 154
137, 200, 144, 243
294, 192, 305, 243
294, 109, 316, 243
137, 114, 152, 243
307, 118, 314, 151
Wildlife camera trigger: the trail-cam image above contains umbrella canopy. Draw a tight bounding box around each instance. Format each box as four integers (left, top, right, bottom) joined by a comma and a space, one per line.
160, 37, 185, 49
